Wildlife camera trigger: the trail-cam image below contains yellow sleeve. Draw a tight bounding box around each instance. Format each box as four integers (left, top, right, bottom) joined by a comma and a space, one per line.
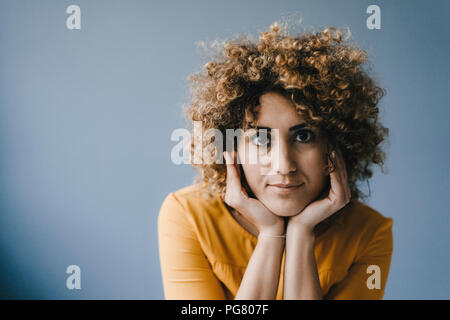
325, 218, 393, 300
158, 193, 226, 299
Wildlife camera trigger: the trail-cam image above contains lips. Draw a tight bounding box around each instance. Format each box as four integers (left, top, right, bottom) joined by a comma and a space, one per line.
269, 183, 302, 188
267, 182, 304, 194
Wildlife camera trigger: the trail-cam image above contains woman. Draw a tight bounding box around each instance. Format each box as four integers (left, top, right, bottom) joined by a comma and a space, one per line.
158, 21, 393, 300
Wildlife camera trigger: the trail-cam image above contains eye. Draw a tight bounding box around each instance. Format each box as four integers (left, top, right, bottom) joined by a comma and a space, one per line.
294, 130, 314, 143
249, 132, 271, 147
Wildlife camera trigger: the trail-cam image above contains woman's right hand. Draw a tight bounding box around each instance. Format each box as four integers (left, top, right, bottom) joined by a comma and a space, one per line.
223, 150, 285, 236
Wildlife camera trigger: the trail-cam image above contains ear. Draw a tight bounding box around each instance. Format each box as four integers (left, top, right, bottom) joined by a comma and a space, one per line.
323, 143, 336, 176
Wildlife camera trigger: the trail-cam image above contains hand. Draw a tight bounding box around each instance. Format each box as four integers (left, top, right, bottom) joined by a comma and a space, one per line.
223, 150, 285, 236
288, 147, 351, 233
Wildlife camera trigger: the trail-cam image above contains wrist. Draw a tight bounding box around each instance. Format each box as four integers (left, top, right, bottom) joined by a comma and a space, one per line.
286, 222, 315, 239
257, 233, 286, 241
259, 223, 285, 237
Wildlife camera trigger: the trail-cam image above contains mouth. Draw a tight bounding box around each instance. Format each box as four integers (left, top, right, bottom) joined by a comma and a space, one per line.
267, 183, 304, 194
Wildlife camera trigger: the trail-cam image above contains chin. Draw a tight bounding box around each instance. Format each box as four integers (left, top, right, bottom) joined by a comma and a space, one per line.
261, 199, 308, 217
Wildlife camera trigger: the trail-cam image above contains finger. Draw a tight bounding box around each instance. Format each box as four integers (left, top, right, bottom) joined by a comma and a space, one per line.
328, 153, 343, 195
328, 151, 348, 203
334, 148, 351, 200
331, 150, 344, 186
224, 151, 247, 200
224, 151, 239, 185
330, 149, 350, 203
232, 150, 250, 198
334, 148, 348, 180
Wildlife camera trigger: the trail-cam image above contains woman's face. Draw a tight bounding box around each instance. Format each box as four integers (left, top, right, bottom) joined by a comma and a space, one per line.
237, 91, 330, 217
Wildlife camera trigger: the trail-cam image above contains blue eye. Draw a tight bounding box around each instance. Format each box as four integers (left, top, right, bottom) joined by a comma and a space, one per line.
294, 130, 314, 142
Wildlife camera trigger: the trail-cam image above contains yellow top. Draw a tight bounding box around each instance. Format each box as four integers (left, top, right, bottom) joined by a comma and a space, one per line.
158, 184, 393, 300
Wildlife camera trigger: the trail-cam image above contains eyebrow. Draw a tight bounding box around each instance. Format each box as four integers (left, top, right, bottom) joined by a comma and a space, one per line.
251, 123, 310, 131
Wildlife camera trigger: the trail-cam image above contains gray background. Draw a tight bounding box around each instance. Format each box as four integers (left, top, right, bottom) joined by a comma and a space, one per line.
0, 0, 448, 299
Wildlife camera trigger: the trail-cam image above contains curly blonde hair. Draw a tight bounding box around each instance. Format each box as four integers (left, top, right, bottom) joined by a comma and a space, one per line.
184, 21, 388, 205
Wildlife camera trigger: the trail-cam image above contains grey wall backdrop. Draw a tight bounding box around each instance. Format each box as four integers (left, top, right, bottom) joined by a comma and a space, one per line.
0, 0, 448, 299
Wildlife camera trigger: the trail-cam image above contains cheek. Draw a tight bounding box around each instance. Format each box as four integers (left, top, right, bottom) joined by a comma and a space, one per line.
307, 161, 326, 179
299, 148, 327, 174
294, 153, 328, 193
241, 164, 263, 185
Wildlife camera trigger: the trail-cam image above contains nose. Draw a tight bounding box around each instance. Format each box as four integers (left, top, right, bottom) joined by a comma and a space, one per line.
272, 139, 297, 175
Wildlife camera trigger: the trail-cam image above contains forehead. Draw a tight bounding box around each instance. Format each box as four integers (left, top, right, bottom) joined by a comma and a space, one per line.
254, 91, 307, 127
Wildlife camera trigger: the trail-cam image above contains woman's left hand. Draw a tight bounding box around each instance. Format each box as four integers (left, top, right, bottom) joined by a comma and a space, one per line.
288, 147, 351, 233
